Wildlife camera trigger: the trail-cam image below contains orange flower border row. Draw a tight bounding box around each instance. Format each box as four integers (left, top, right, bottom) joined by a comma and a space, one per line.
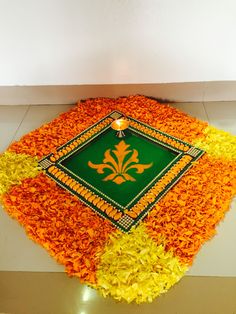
0, 95, 235, 303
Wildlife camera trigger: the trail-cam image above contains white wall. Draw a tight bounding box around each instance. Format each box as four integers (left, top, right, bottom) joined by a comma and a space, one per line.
0, 0, 236, 86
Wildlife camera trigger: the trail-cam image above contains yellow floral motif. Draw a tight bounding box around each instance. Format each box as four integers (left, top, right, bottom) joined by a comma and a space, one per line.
88, 140, 153, 185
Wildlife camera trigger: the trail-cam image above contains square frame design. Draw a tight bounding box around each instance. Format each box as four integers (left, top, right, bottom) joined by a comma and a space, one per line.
39, 111, 204, 232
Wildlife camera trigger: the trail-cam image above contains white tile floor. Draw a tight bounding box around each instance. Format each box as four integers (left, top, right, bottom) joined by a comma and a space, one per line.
0, 102, 235, 276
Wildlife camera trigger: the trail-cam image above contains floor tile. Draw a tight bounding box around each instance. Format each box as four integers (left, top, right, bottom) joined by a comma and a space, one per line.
0, 272, 236, 314
0, 105, 29, 152
12, 104, 75, 141
171, 102, 208, 121
204, 101, 236, 134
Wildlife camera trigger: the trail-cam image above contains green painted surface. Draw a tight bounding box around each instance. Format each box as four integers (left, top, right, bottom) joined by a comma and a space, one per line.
61, 128, 177, 208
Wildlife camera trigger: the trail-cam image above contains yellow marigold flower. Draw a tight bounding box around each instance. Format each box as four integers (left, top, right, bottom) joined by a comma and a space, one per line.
0, 151, 41, 195
194, 126, 236, 161
96, 224, 187, 303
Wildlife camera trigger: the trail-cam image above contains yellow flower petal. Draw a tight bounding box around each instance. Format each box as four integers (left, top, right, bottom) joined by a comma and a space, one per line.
194, 126, 236, 161
0, 151, 41, 195
96, 224, 187, 303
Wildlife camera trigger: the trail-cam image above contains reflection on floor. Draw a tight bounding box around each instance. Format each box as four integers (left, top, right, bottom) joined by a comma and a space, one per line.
0, 101, 236, 314
0, 272, 236, 314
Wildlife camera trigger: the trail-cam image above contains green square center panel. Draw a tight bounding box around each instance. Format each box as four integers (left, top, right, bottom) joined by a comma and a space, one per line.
61, 129, 177, 207
40, 111, 204, 232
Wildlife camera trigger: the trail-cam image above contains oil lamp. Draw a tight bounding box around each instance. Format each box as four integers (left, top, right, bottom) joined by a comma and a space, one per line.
111, 117, 130, 138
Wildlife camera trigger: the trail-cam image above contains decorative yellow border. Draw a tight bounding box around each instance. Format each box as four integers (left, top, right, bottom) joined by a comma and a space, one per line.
129, 120, 190, 152
47, 165, 122, 221
125, 155, 193, 218
49, 116, 113, 162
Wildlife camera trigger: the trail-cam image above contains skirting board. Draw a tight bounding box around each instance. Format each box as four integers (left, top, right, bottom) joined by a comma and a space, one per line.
1, 81, 236, 105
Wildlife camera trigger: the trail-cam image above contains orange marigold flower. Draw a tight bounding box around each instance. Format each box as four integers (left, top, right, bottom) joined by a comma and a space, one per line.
145, 154, 236, 265
2, 173, 115, 284
8, 96, 207, 158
